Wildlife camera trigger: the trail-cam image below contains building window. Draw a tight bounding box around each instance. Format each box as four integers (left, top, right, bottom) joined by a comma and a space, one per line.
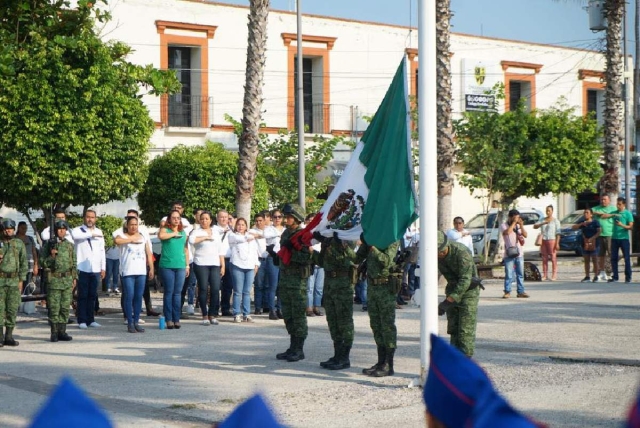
282, 33, 337, 134
501, 60, 541, 112
579, 69, 605, 126
156, 21, 217, 128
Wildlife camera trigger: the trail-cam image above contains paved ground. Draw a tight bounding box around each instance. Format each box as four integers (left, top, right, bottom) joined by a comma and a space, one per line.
1, 256, 639, 427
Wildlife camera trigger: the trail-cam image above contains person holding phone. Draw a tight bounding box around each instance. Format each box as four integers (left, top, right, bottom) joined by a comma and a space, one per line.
500, 209, 529, 299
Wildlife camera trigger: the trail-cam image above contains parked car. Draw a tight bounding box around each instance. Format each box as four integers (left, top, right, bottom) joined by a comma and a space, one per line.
558, 210, 586, 255
467, 208, 544, 257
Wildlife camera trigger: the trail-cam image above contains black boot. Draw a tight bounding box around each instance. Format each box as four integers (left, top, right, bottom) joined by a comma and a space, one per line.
0, 328, 3, 348
50, 324, 59, 342
4, 327, 19, 347
57, 323, 73, 341
287, 337, 305, 362
327, 344, 351, 370
370, 348, 395, 377
320, 341, 340, 369
276, 309, 284, 319
276, 336, 294, 360
362, 345, 385, 375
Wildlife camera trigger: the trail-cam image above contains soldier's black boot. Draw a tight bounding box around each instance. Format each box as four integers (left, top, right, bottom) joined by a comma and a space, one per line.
276, 336, 294, 360
320, 341, 340, 369
0, 329, 4, 348
371, 348, 395, 377
286, 337, 305, 362
327, 344, 351, 370
4, 327, 19, 347
50, 324, 59, 342
362, 345, 385, 375
57, 323, 73, 342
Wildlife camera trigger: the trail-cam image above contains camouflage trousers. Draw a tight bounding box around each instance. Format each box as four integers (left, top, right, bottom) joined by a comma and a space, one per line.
324, 278, 354, 346
279, 274, 308, 339
0, 284, 21, 328
367, 282, 397, 348
446, 290, 480, 357
48, 286, 72, 324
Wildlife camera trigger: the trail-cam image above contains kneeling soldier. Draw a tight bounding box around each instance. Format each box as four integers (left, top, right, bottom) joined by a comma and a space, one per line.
41, 221, 75, 342
0, 219, 28, 347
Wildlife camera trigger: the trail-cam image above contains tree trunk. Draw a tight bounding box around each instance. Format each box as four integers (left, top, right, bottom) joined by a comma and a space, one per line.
236, 0, 270, 221
436, 0, 455, 231
600, 0, 624, 196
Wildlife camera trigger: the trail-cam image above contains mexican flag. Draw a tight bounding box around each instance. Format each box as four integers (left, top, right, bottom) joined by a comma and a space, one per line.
312, 58, 419, 249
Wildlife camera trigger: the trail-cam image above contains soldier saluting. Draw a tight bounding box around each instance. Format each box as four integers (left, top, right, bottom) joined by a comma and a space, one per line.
0, 219, 28, 347
41, 221, 76, 343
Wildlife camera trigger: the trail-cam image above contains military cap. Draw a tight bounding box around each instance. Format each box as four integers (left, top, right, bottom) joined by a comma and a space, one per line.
437, 230, 449, 252
424, 334, 539, 428
282, 203, 305, 222
219, 394, 283, 428
54, 220, 70, 230
1, 219, 16, 230
29, 377, 112, 428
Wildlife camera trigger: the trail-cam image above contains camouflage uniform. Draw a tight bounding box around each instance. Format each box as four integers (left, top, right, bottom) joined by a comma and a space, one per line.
276, 225, 314, 361
356, 240, 399, 377
41, 239, 76, 326
318, 237, 357, 370
438, 237, 480, 357
0, 235, 28, 347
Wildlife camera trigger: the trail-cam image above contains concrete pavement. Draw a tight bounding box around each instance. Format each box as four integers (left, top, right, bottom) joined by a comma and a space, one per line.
1, 258, 639, 427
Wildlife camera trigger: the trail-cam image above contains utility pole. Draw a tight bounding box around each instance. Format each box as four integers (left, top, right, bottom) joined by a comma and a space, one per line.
296, 0, 305, 209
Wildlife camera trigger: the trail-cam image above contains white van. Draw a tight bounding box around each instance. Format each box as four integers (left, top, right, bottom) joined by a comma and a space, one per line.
465, 208, 544, 257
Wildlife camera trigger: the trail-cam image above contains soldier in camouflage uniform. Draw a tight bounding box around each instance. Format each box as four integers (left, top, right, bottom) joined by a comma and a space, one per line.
356, 235, 400, 377
41, 221, 76, 343
0, 219, 28, 348
436, 230, 480, 357
314, 232, 357, 370
275, 203, 315, 363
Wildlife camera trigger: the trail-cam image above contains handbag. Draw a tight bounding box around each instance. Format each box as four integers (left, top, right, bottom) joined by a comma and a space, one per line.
505, 233, 520, 258
535, 233, 542, 246
583, 238, 595, 252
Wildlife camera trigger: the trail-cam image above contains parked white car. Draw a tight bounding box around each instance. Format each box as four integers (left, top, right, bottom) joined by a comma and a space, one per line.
466, 208, 544, 257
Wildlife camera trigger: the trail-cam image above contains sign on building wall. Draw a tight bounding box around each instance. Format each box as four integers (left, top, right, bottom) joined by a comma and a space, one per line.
461, 59, 502, 112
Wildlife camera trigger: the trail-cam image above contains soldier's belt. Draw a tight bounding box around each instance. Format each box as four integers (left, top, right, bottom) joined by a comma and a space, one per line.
368, 276, 389, 285
326, 270, 350, 278
0, 272, 17, 278
51, 271, 74, 278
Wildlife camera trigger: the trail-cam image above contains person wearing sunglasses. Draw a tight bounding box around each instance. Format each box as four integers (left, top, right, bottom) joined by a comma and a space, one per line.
262, 209, 285, 320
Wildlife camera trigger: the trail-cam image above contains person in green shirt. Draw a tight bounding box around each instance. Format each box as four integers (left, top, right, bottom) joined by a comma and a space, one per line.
603, 197, 634, 283
592, 195, 617, 281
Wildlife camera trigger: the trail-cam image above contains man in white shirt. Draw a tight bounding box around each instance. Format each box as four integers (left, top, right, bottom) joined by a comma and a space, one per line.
72, 209, 106, 329
41, 209, 74, 243
251, 213, 269, 315
214, 210, 234, 316
445, 217, 474, 255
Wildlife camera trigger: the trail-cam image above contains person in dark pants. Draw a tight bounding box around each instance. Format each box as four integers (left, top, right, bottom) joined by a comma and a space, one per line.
71, 210, 106, 329
214, 210, 233, 316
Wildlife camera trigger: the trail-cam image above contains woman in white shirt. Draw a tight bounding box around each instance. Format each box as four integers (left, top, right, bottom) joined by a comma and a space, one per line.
116, 216, 154, 333
189, 211, 225, 325
263, 209, 285, 319
228, 218, 261, 323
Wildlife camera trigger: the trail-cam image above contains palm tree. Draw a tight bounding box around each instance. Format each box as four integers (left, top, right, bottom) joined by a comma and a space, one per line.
236, 0, 270, 220
600, 0, 624, 197
436, 0, 455, 230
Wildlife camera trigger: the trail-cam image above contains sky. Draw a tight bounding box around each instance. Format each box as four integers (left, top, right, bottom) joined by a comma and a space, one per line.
208, 0, 624, 50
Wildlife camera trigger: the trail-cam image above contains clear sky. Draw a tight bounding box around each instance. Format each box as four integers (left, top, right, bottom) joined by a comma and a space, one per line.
208, 0, 626, 50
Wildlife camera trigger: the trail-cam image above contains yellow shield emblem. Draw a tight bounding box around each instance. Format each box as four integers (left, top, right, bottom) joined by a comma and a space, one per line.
474, 66, 486, 85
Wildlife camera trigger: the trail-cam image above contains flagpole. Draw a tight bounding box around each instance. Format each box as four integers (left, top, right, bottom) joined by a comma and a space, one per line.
418, 0, 438, 386
296, 0, 306, 209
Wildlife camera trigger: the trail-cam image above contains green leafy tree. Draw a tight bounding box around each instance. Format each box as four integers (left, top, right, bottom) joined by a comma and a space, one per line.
0, 0, 180, 223
455, 93, 602, 260
137, 142, 269, 226
226, 115, 342, 213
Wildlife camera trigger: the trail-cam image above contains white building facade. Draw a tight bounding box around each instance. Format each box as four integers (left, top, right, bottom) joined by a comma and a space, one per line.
95, 0, 608, 220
